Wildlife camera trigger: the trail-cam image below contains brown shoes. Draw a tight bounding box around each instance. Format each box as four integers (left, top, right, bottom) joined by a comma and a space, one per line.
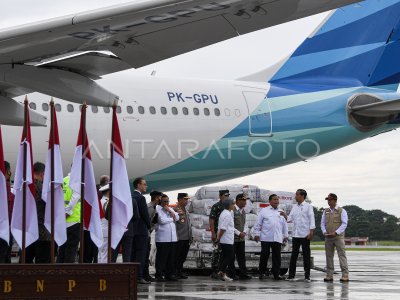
340, 276, 349, 282
324, 277, 333, 282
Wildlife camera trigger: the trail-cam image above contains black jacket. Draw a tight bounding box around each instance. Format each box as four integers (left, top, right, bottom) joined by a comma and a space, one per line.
132, 190, 151, 236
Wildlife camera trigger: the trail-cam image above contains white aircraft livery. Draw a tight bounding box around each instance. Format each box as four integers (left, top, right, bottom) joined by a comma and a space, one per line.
3, 0, 400, 192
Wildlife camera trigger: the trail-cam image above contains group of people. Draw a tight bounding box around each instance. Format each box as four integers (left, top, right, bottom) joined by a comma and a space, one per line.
208, 189, 350, 283
0, 159, 349, 284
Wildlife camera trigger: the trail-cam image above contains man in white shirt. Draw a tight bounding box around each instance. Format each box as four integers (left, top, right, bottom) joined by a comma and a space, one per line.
287, 189, 315, 282
254, 194, 288, 280
154, 194, 179, 282
321, 193, 349, 282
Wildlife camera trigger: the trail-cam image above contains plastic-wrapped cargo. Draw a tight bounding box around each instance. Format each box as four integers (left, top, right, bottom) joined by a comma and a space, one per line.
191, 199, 218, 216
245, 213, 258, 228
243, 199, 253, 214
252, 202, 270, 215
195, 184, 259, 200
189, 214, 210, 229
192, 227, 212, 243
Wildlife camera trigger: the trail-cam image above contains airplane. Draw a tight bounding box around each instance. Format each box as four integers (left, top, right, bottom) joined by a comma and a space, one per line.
2, 0, 400, 193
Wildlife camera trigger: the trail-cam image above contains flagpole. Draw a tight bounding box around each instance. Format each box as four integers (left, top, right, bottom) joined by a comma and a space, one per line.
21, 98, 28, 264
108, 103, 116, 264
79, 103, 87, 264
50, 100, 56, 264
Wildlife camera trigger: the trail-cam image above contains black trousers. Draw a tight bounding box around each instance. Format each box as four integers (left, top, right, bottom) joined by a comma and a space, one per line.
83, 230, 98, 263
0, 238, 9, 263
234, 241, 248, 276
25, 240, 51, 264
219, 243, 235, 277
112, 233, 133, 263
57, 223, 80, 263
131, 235, 148, 279
259, 241, 282, 277
143, 236, 152, 278
289, 237, 311, 278
155, 242, 177, 278
175, 240, 190, 275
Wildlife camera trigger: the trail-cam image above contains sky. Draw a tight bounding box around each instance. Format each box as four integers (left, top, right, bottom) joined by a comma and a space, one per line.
1, 1, 400, 217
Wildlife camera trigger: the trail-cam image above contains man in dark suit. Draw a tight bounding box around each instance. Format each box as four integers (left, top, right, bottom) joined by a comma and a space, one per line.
131, 177, 151, 284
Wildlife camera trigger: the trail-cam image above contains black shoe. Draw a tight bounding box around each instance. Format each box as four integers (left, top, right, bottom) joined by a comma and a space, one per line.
155, 275, 166, 282
274, 275, 284, 280
259, 274, 268, 280
138, 278, 151, 284
144, 276, 155, 282
165, 276, 178, 281
177, 274, 188, 279
211, 272, 220, 279
239, 274, 252, 280
231, 275, 240, 281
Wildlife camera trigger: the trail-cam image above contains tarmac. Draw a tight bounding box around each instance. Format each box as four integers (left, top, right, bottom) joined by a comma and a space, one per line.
138, 250, 400, 300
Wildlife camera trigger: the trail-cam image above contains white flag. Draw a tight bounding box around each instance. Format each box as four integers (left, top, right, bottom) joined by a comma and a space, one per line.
42, 105, 67, 246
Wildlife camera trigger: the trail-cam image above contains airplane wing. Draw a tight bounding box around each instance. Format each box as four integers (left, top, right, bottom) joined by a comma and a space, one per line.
0, 0, 360, 125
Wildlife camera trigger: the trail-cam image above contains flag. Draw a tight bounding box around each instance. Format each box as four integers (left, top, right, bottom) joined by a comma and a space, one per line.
110, 107, 133, 249
69, 106, 103, 247
0, 126, 9, 244
42, 104, 67, 246
11, 100, 38, 248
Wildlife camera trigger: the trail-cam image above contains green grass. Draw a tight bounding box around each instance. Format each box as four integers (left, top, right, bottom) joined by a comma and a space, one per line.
311, 247, 400, 251
376, 241, 400, 246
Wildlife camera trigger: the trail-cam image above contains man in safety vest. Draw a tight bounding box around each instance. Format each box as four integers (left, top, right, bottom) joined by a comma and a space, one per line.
57, 174, 81, 263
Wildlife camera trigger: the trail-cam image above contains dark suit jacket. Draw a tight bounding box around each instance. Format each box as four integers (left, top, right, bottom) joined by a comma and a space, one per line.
132, 190, 151, 236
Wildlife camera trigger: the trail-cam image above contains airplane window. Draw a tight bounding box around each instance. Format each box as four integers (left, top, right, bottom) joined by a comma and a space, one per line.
204, 108, 210, 116
117, 106, 122, 114
182, 107, 189, 115
67, 104, 74, 112
55, 104, 62, 112
138, 106, 145, 114
127, 106, 133, 114
224, 108, 231, 116
172, 107, 178, 115
42, 103, 49, 112
161, 107, 167, 115
29, 102, 37, 110
92, 106, 98, 113
214, 108, 220, 116
103, 107, 110, 113
193, 108, 200, 116
149, 106, 156, 114
235, 109, 241, 117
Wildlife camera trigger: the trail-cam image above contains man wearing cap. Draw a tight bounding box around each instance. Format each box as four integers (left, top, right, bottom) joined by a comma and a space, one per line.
98, 183, 110, 263
143, 190, 162, 282
233, 193, 251, 280
287, 189, 315, 282
209, 189, 230, 279
174, 193, 192, 279
321, 193, 349, 282
254, 194, 288, 280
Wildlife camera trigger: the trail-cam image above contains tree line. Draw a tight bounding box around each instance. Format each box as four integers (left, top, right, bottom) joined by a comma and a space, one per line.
312, 205, 400, 241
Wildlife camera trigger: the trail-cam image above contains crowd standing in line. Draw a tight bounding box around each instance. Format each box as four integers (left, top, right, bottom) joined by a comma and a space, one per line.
1, 161, 351, 284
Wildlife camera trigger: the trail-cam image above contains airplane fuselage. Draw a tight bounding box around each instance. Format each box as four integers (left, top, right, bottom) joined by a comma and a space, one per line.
2, 74, 399, 191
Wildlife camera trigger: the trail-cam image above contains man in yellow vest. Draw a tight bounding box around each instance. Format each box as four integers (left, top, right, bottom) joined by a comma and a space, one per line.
321, 193, 349, 282
57, 174, 81, 263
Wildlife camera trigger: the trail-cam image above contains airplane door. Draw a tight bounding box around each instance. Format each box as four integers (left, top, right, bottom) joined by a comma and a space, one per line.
243, 91, 272, 137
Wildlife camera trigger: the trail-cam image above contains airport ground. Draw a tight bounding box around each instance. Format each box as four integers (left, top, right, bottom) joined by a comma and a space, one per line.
138, 250, 400, 300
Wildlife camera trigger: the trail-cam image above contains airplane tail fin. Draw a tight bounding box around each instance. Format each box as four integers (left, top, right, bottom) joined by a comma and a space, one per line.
269, 0, 400, 92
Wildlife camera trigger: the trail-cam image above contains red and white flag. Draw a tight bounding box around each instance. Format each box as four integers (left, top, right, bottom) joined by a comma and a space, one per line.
69, 107, 103, 247
110, 107, 133, 249
0, 126, 10, 244
42, 105, 67, 246
11, 101, 38, 248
